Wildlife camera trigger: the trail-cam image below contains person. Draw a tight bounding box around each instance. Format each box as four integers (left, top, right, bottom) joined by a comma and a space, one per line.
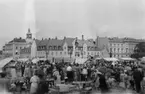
0, 72, 10, 92
133, 68, 144, 93
141, 77, 145, 94
53, 68, 61, 85
30, 70, 40, 94
81, 66, 88, 81
97, 71, 109, 94
66, 64, 73, 82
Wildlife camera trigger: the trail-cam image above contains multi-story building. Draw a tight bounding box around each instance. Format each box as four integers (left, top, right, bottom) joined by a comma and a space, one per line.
20, 35, 109, 62
2, 29, 33, 59
96, 36, 145, 58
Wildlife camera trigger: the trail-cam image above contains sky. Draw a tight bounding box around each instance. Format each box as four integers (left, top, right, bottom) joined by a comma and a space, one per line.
0, 0, 145, 48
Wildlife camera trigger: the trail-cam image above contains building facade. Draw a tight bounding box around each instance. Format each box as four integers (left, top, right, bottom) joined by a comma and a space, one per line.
20, 35, 108, 62
2, 29, 33, 59
96, 36, 145, 58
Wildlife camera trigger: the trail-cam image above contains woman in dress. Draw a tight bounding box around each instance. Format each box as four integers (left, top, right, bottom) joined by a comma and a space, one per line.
30, 70, 40, 94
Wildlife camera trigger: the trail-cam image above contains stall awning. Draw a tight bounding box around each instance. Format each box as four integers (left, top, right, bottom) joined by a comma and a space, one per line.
0, 57, 13, 68
18, 58, 29, 62
32, 58, 39, 63
103, 57, 119, 61
120, 58, 136, 61
75, 58, 87, 64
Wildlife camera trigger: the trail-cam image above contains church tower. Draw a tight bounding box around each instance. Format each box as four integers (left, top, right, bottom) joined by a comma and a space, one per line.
26, 28, 32, 39
26, 28, 33, 43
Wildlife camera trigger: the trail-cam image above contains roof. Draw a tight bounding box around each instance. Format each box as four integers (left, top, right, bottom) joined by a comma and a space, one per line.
109, 37, 123, 43
9, 37, 26, 43
39, 39, 49, 46
64, 38, 75, 46
77, 39, 85, 46
35, 39, 41, 46
108, 37, 145, 43
48, 39, 64, 46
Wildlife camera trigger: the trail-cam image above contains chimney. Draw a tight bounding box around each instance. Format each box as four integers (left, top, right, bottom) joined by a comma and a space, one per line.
49, 38, 51, 40
96, 36, 99, 47
82, 35, 84, 40
55, 37, 57, 40
42, 38, 43, 40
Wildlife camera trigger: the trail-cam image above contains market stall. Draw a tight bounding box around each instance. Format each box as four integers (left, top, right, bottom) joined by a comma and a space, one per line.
17, 58, 29, 62
0, 57, 13, 69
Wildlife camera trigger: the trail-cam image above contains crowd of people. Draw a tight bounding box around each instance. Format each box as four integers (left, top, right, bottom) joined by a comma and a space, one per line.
0, 58, 145, 94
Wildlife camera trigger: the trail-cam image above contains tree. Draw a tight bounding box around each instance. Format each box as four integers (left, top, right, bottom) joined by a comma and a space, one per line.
131, 42, 145, 59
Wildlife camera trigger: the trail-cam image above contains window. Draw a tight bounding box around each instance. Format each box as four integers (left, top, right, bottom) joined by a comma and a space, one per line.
91, 52, 93, 55
114, 48, 116, 52
16, 47, 18, 49
118, 48, 119, 52
51, 52, 53, 55
49, 46, 52, 50
84, 52, 86, 55
88, 52, 89, 55
60, 52, 62, 55
56, 52, 57, 55
58, 46, 61, 50
126, 48, 128, 52
114, 44, 116, 46
54, 46, 56, 50
64, 47, 66, 50
15, 52, 18, 55
64, 52, 66, 55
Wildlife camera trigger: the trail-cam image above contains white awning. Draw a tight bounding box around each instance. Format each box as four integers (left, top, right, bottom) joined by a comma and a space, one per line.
75, 58, 87, 64
32, 58, 39, 63
103, 57, 119, 61
120, 58, 135, 61
18, 58, 29, 62
0, 57, 13, 68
